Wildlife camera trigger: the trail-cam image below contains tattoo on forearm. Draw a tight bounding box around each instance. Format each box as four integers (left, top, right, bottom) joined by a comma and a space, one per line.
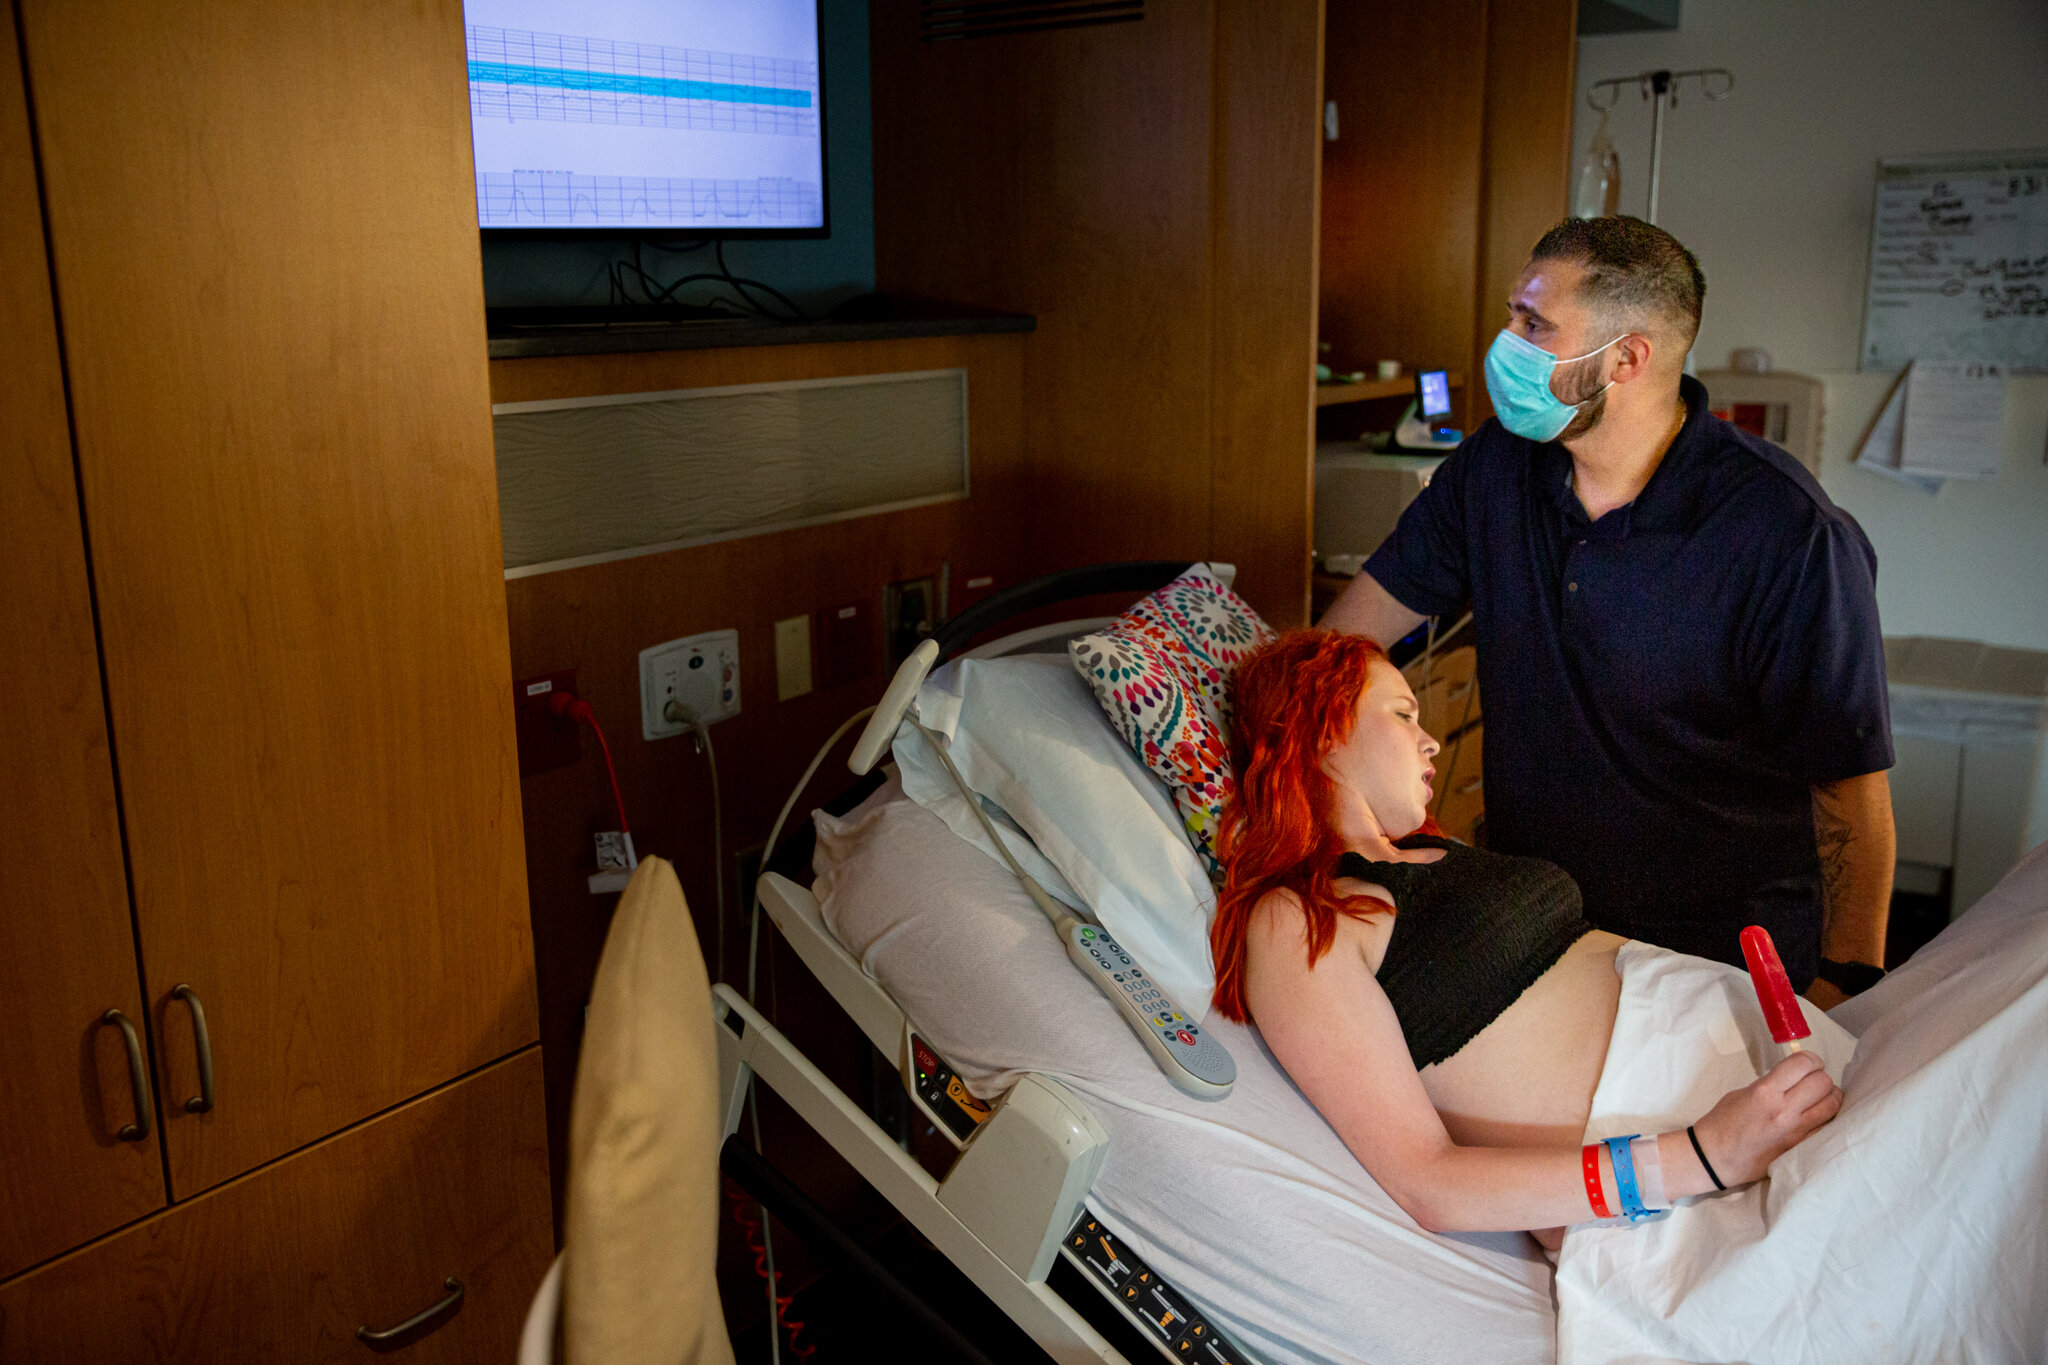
1813, 795, 1856, 937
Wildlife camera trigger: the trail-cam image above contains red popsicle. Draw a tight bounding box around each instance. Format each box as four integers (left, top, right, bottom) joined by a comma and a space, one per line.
1740, 925, 1811, 1052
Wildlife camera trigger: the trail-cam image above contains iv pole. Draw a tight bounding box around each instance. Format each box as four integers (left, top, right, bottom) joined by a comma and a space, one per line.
1586, 68, 1734, 225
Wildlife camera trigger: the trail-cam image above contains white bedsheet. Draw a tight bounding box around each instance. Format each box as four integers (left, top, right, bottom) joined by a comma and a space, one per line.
1557, 841, 2048, 1363
815, 776, 2048, 1364
814, 776, 1555, 1365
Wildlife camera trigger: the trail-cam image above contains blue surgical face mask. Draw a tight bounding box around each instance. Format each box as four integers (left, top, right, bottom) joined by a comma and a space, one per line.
1483, 328, 1625, 442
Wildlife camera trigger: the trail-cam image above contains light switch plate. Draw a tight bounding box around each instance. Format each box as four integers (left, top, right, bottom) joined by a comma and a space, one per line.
774, 615, 813, 701
639, 629, 740, 739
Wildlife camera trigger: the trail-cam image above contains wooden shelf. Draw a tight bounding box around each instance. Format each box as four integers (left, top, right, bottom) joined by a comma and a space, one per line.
485, 303, 1035, 360
1314, 371, 1463, 407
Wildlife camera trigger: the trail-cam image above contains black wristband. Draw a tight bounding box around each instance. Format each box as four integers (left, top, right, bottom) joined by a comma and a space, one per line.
1817, 957, 1887, 997
1687, 1125, 1725, 1191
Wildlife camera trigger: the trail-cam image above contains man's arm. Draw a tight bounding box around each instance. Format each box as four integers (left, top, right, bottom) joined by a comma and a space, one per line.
1319, 570, 1426, 646
1807, 770, 1896, 1007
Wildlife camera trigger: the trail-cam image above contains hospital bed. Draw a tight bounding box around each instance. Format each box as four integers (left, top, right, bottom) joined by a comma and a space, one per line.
719, 562, 2048, 1365
724, 561, 1255, 1364
719, 562, 1552, 1365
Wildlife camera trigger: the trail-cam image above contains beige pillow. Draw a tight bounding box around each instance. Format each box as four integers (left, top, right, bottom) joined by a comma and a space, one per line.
565, 856, 734, 1365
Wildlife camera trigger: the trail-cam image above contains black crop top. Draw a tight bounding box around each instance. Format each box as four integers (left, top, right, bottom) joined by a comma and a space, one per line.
1336, 835, 1593, 1069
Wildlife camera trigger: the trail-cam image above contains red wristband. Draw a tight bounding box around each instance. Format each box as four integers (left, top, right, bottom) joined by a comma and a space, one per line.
1582, 1143, 1612, 1218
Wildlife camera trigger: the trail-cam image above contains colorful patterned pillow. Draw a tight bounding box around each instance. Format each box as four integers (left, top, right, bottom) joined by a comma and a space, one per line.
1069, 564, 1276, 882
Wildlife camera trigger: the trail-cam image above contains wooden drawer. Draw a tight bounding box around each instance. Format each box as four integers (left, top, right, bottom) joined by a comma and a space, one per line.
1434, 723, 1485, 844
0, 1048, 553, 1364
1405, 646, 1480, 748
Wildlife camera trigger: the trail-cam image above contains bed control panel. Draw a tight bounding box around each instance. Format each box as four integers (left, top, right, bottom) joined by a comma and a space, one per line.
1063, 1211, 1249, 1364
903, 1029, 993, 1146
1065, 924, 1236, 1100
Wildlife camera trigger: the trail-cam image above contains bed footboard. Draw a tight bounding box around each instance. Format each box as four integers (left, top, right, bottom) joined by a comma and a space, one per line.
711, 986, 1126, 1363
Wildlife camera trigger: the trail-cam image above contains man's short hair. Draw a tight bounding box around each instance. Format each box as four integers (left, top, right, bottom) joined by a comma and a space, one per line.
1531, 216, 1705, 349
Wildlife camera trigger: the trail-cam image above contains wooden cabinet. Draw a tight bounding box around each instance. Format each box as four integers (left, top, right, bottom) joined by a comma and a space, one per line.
1, 0, 552, 1342
870, 1, 1324, 630
1405, 646, 1484, 841
1411, 646, 1480, 750
1436, 724, 1486, 845
1319, 0, 1579, 435
0, 1050, 553, 1364
0, 27, 166, 1280
17, 0, 540, 1198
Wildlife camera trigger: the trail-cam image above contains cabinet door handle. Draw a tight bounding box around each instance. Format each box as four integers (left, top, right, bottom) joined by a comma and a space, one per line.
171, 985, 215, 1113
100, 1009, 151, 1141
357, 1276, 464, 1351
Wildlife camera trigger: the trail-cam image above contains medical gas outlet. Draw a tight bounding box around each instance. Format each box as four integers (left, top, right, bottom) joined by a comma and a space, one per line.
639, 629, 740, 739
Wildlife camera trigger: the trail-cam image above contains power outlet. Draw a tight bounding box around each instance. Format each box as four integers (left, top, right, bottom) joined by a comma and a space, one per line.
513, 668, 580, 777
639, 629, 740, 739
883, 576, 937, 671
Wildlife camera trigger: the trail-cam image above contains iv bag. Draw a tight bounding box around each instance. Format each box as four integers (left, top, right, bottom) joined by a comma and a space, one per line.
1571, 109, 1621, 218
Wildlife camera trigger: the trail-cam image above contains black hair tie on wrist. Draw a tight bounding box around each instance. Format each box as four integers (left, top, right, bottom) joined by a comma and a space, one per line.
1687, 1125, 1726, 1190
1817, 956, 1887, 997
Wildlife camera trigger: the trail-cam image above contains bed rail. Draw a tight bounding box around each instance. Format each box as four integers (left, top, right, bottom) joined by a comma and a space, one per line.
712, 985, 1125, 1364
931, 561, 1213, 660
848, 560, 1234, 775
757, 872, 904, 1057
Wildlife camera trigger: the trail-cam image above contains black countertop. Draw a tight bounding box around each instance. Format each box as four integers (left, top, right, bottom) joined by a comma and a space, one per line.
485, 300, 1036, 359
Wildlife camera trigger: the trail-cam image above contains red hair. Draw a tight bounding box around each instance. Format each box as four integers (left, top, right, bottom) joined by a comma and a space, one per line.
1210, 629, 1433, 1023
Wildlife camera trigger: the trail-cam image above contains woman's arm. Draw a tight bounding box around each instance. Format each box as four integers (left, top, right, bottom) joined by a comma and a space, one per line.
1244, 892, 1843, 1232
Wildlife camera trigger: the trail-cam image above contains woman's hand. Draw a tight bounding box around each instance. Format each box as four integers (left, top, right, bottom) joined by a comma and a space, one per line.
1686, 1051, 1844, 1189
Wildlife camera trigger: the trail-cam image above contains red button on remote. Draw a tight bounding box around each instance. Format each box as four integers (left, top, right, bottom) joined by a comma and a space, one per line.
1176, 1029, 1196, 1045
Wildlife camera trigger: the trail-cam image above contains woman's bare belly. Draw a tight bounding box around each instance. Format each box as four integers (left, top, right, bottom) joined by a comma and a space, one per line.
1417, 930, 1629, 1149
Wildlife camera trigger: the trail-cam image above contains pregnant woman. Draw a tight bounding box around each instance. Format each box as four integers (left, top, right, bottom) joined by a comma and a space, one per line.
1209, 628, 1844, 1240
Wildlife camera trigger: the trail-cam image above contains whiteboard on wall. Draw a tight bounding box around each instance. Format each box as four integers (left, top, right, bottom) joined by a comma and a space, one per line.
1860, 151, 2048, 373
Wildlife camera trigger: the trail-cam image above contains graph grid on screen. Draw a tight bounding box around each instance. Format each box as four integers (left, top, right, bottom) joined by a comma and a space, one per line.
466, 17, 825, 230
467, 26, 817, 135
475, 170, 821, 228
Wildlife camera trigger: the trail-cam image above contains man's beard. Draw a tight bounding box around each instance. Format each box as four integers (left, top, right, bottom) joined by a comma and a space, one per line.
1554, 354, 1610, 442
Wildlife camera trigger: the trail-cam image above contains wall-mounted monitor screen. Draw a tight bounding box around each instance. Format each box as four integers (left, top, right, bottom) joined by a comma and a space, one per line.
1417, 369, 1452, 420
464, 1, 826, 235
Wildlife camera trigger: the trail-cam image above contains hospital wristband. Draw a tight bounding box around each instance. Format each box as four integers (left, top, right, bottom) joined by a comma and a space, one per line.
1603, 1134, 1657, 1222
1580, 1143, 1612, 1218
1630, 1136, 1668, 1211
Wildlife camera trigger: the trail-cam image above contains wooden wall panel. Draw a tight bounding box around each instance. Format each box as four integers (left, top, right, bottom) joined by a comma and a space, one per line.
20, 0, 538, 1196
1471, 0, 1580, 428
1209, 0, 1326, 628
1320, 0, 1489, 428
0, 1049, 553, 1364
870, 5, 1223, 584
0, 9, 165, 1279
492, 333, 1026, 1231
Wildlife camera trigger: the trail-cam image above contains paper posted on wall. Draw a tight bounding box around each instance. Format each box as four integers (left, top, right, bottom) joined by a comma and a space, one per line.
1854, 360, 2007, 494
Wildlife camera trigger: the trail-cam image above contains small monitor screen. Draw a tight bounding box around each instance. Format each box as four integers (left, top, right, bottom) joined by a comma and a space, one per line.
1417, 370, 1452, 419
464, 1, 826, 233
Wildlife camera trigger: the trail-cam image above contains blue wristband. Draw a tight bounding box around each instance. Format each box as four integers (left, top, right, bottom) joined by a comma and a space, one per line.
1604, 1134, 1655, 1222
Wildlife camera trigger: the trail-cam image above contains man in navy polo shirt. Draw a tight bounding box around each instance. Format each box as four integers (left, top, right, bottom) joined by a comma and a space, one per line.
1324, 217, 1895, 1006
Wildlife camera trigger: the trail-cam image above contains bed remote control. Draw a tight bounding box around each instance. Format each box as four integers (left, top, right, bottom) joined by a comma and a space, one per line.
1065, 923, 1235, 1099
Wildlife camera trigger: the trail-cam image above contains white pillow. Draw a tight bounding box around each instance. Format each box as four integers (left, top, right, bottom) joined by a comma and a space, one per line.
891, 653, 1219, 1019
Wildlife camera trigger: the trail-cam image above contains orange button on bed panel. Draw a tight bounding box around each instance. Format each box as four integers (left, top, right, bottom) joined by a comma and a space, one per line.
944, 1075, 990, 1121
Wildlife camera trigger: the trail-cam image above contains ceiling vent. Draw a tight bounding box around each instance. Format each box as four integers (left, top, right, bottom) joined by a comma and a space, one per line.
920, 0, 1143, 42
